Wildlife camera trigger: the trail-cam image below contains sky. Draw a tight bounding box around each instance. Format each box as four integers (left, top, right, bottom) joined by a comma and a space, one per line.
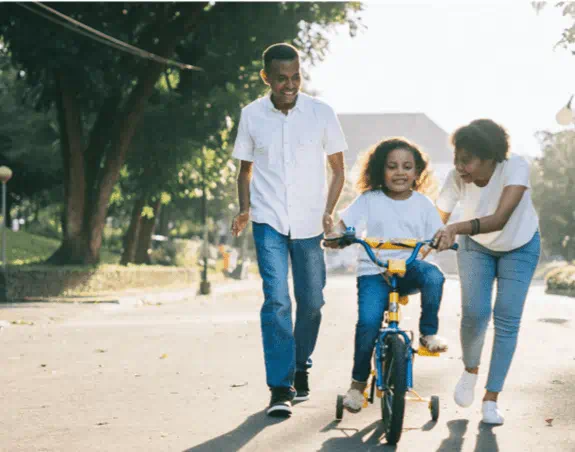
304, 1, 575, 158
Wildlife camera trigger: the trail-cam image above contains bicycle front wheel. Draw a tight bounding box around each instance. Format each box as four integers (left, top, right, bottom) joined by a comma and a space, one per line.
380, 334, 407, 445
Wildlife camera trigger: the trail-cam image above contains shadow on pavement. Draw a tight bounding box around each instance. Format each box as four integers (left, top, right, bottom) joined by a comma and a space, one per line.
317, 420, 393, 451
435, 419, 500, 452
436, 419, 468, 451
183, 410, 287, 451
473, 422, 500, 452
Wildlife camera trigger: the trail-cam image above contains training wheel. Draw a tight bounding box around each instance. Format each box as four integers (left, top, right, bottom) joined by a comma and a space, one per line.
336, 394, 344, 421
429, 395, 440, 421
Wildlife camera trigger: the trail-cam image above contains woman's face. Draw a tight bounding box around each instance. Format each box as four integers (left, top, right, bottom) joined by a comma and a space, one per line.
454, 148, 495, 185
383, 148, 418, 196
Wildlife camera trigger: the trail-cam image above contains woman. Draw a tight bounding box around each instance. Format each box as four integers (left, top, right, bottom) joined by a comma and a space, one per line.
434, 119, 540, 425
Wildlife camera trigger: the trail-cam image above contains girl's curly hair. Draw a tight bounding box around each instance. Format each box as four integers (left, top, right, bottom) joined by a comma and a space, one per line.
355, 137, 436, 195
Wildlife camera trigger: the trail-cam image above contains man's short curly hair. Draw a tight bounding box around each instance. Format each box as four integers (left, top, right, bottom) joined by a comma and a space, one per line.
451, 119, 510, 162
262, 43, 299, 73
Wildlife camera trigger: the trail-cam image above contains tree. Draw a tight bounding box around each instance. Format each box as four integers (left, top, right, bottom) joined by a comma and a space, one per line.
531, 130, 575, 260
0, 48, 62, 226
0, 2, 361, 265
0, 2, 207, 264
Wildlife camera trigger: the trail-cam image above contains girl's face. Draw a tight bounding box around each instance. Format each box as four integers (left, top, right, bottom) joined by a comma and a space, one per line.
383, 148, 418, 198
454, 148, 495, 185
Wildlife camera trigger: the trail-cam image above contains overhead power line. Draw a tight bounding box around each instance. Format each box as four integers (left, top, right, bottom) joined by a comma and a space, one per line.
16, 2, 203, 71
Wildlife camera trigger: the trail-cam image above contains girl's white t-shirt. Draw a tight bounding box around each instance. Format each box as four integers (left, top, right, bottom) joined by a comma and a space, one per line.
339, 190, 444, 277
436, 154, 539, 252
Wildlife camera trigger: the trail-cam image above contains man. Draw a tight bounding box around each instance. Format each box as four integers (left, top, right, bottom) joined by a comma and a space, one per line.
231, 43, 347, 418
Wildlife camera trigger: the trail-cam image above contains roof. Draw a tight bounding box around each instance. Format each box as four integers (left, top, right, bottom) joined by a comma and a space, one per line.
338, 112, 453, 169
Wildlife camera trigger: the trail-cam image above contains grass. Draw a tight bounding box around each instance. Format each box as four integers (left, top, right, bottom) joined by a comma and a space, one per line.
2, 229, 120, 266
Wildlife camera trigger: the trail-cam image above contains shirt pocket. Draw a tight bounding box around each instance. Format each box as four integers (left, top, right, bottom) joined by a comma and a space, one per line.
252, 130, 276, 166
296, 129, 323, 164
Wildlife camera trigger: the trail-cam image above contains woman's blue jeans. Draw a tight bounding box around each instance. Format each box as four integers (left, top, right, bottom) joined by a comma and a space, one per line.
352, 260, 445, 382
457, 231, 540, 392
252, 222, 326, 389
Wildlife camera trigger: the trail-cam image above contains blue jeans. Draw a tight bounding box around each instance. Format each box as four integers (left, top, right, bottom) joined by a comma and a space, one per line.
352, 260, 445, 382
252, 222, 326, 389
457, 231, 540, 392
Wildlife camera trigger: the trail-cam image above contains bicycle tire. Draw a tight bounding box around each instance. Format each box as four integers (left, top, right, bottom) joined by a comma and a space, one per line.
380, 334, 407, 445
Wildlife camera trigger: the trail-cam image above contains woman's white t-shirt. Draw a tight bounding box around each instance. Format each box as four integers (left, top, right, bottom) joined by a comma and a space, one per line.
436, 154, 539, 252
339, 190, 444, 277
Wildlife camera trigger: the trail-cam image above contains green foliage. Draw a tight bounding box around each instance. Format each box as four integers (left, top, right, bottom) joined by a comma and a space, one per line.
0, 2, 363, 263
0, 49, 62, 201
531, 130, 575, 260
557, 2, 575, 52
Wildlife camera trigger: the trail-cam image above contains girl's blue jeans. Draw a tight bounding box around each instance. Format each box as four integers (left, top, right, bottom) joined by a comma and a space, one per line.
352, 260, 445, 382
457, 231, 540, 393
252, 222, 326, 389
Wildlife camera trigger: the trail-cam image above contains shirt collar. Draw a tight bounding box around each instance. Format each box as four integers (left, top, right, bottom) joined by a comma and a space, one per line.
264, 92, 306, 113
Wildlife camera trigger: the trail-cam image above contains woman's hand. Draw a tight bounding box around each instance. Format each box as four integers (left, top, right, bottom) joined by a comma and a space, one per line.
433, 224, 458, 251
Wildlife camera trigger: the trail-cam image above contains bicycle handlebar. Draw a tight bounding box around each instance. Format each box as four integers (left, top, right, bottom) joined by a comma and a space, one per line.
323, 227, 458, 269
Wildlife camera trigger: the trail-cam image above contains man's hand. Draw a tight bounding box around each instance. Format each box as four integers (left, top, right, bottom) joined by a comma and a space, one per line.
231, 211, 250, 237
322, 213, 334, 235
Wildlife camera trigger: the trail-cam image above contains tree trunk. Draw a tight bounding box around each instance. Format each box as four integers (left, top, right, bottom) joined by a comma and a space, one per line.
45, 5, 205, 265
135, 198, 161, 265
120, 195, 147, 265
45, 72, 94, 265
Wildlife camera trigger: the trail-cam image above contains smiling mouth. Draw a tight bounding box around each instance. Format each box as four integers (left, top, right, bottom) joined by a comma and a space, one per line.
282, 91, 297, 96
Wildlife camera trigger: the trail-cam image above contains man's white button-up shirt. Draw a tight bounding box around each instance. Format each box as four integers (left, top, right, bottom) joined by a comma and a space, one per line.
232, 93, 347, 239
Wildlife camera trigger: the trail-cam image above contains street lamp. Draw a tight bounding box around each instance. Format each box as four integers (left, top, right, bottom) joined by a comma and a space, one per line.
0, 166, 13, 270
199, 149, 211, 295
556, 95, 574, 126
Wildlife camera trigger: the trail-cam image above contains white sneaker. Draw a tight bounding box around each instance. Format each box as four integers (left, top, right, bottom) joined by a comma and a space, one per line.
420, 335, 449, 353
482, 401, 504, 425
343, 388, 364, 413
454, 370, 478, 407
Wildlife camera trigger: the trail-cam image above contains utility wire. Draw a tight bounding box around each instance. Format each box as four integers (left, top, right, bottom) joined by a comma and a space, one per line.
16, 2, 203, 71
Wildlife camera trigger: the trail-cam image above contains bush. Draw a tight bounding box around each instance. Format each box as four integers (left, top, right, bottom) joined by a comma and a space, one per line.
545, 263, 575, 294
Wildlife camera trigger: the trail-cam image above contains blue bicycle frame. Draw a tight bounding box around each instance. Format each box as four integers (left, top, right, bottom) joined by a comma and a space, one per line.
331, 227, 457, 394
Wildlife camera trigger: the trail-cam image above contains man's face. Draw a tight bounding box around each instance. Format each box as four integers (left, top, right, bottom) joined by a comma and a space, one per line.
262, 58, 301, 105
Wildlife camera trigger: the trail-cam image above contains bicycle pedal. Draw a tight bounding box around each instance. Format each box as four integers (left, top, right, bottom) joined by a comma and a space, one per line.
417, 346, 440, 357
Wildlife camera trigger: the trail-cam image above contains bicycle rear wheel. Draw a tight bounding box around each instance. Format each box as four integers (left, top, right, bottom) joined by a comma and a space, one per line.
380, 334, 407, 445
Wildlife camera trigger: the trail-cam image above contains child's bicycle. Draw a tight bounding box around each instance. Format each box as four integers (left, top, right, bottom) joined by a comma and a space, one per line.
324, 227, 458, 445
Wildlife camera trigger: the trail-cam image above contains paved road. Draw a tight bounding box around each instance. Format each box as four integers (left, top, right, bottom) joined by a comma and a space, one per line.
1, 275, 574, 451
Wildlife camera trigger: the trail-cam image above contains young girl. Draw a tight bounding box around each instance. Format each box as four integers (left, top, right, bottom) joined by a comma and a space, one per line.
327, 137, 448, 413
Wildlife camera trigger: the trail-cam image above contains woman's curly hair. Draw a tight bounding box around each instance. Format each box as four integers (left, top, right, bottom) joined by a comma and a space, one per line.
451, 119, 510, 162
355, 137, 436, 195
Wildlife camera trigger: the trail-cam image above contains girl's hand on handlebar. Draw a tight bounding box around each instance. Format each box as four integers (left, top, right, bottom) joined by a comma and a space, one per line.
433, 225, 457, 252
322, 232, 344, 249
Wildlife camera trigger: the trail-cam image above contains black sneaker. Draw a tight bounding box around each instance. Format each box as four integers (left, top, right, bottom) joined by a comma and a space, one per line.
266, 387, 295, 417
294, 370, 310, 401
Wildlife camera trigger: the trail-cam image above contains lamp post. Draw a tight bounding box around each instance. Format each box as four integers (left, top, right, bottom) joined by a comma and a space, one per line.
0, 166, 13, 270
199, 149, 211, 295
556, 95, 574, 126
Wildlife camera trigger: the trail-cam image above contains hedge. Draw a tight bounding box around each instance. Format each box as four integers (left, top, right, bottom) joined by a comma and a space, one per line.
545, 264, 575, 297
2, 264, 197, 301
